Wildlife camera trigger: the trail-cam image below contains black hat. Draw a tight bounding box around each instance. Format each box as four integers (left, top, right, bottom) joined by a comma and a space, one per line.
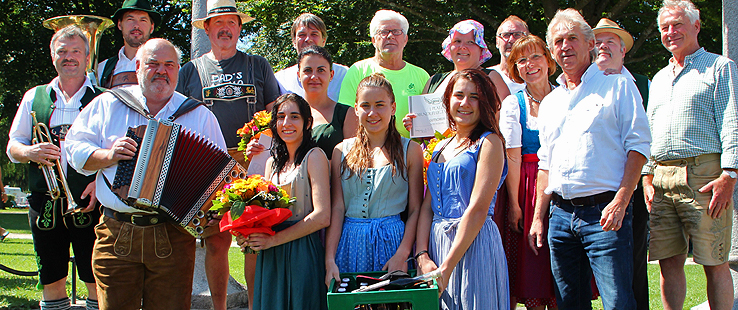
112, 0, 162, 28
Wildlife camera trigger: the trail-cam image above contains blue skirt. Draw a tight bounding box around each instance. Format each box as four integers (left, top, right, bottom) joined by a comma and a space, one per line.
336, 215, 404, 273
429, 216, 510, 310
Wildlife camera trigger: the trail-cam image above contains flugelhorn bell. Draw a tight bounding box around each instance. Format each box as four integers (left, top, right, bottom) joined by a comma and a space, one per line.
43, 15, 114, 86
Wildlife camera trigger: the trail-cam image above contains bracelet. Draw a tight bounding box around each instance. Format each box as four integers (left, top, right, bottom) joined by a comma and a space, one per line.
414, 250, 429, 261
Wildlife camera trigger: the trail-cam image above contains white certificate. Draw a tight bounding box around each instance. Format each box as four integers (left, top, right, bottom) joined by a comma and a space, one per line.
408, 93, 448, 138
247, 134, 272, 176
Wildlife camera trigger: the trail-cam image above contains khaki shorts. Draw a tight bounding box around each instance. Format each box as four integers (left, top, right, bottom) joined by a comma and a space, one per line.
648, 154, 733, 266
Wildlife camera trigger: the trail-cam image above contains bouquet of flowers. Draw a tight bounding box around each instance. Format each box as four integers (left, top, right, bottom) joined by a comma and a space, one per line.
422, 129, 455, 185
237, 110, 272, 154
211, 175, 295, 253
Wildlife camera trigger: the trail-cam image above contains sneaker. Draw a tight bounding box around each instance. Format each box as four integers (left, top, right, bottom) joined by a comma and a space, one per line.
0, 231, 9, 242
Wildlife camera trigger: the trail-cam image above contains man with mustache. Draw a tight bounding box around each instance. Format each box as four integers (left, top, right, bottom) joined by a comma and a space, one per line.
528, 8, 650, 309
644, 1, 738, 309
490, 15, 529, 95
7, 25, 104, 310
98, 0, 160, 89
65, 38, 225, 310
593, 18, 651, 310
176, 0, 280, 308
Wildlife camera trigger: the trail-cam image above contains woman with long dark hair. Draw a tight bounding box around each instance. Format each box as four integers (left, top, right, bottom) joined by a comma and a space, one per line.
415, 69, 509, 309
237, 93, 331, 310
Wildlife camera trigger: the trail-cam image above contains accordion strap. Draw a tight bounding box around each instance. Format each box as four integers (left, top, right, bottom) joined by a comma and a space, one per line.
107, 88, 203, 121
107, 88, 152, 118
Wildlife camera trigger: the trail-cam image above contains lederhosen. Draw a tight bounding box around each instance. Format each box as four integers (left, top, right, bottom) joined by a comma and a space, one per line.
99, 55, 138, 89
27, 84, 103, 285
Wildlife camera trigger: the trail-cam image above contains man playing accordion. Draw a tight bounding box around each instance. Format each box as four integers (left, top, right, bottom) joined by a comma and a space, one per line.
65, 38, 226, 310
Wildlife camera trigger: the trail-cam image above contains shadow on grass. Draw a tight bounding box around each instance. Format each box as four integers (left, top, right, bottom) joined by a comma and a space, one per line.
0, 276, 40, 309
0, 212, 31, 233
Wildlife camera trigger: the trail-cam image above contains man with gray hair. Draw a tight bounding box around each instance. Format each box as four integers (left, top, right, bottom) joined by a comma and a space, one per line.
338, 9, 429, 137
528, 8, 650, 309
274, 13, 348, 101
65, 38, 225, 309
644, 1, 738, 309
7, 25, 103, 310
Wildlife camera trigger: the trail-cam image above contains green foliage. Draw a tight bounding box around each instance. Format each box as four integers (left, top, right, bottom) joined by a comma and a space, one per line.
238, 0, 721, 79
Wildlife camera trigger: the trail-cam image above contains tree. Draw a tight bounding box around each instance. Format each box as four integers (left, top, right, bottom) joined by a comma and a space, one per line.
0, 0, 191, 189
240, 0, 721, 78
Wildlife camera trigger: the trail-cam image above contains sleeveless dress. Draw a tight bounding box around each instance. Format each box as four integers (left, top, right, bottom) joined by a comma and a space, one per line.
335, 137, 411, 273
427, 132, 510, 310
253, 148, 328, 310
312, 103, 351, 160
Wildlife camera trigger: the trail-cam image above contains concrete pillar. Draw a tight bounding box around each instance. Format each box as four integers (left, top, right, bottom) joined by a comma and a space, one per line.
723, 0, 738, 308
191, 0, 211, 59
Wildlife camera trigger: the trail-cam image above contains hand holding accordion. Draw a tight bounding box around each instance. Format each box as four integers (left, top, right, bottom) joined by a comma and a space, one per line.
111, 118, 247, 237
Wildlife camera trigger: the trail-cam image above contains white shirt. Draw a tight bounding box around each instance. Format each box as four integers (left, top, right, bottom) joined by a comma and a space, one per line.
97, 47, 137, 81
537, 64, 651, 199
490, 64, 525, 95
500, 90, 540, 149
64, 85, 226, 213
7, 77, 96, 176
274, 63, 349, 103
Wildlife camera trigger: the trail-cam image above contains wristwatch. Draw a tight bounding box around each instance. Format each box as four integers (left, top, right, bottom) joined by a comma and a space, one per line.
724, 170, 738, 179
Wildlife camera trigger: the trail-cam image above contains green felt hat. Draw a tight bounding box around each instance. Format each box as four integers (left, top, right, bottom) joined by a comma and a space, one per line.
112, 0, 162, 28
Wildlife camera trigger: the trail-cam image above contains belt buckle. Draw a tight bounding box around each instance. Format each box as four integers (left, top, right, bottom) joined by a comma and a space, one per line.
131, 214, 159, 226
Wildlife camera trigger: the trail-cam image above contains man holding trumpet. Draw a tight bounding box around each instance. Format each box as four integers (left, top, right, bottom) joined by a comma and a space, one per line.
6, 25, 103, 310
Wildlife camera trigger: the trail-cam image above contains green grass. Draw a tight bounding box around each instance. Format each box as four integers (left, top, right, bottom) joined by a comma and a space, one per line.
585, 263, 707, 309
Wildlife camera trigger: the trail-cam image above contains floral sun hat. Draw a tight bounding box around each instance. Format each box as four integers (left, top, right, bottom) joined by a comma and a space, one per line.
441, 19, 493, 64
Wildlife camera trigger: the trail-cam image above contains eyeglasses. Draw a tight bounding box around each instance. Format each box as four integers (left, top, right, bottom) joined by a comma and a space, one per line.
497, 31, 527, 41
377, 29, 404, 37
515, 54, 544, 65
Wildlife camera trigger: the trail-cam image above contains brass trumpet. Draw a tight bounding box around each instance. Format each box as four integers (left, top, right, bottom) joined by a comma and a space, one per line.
30, 111, 78, 213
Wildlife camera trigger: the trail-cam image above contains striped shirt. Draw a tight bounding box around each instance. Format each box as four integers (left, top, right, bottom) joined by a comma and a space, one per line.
644, 48, 738, 173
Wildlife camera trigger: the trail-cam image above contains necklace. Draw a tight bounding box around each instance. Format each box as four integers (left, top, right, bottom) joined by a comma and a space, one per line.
524, 83, 554, 104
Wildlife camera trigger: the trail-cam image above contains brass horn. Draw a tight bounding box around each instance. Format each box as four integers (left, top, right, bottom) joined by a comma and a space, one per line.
30, 111, 79, 214
43, 15, 114, 86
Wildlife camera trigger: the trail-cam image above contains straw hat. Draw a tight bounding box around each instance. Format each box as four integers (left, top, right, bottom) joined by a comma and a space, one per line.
592, 18, 634, 53
192, 0, 253, 30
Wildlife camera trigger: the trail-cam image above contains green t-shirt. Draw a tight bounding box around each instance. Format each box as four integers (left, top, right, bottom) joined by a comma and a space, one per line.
338, 58, 430, 137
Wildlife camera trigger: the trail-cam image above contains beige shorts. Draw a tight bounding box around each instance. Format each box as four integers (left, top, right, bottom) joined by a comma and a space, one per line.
648, 154, 733, 266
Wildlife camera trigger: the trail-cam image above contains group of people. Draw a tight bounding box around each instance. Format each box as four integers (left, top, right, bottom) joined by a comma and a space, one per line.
5, 0, 736, 309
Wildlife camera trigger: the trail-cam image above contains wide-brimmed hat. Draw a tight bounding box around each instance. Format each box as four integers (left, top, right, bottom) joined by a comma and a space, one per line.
112, 0, 161, 28
592, 18, 634, 53
192, 0, 254, 30
441, 20, 493, 64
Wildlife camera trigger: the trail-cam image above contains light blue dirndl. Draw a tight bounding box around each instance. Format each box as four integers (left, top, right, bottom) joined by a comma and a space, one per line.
427, 131, 510, 310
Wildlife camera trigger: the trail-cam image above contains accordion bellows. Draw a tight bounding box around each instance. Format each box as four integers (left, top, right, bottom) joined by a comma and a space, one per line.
112, 118, 246, 236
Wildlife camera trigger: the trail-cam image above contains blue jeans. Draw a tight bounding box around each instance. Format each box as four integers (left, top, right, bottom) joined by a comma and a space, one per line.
548, 196, 635, 310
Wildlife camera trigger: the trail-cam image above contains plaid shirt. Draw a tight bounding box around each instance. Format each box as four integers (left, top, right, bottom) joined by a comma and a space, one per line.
644, 48, 738, 173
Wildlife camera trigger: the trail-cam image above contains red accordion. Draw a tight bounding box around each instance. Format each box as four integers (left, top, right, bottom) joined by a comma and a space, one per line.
112, 118, 246, 237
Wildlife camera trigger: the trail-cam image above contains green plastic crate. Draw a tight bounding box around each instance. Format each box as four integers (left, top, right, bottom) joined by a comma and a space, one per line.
327, 270, 439, 310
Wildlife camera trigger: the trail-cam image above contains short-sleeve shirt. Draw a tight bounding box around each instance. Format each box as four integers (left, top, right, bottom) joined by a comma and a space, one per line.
177, 51, 281, 148
338, 59, 429, 137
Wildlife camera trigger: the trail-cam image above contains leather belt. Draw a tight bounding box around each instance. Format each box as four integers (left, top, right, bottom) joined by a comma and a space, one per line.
102, 207, 165, 226
551, 191, 616, 207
